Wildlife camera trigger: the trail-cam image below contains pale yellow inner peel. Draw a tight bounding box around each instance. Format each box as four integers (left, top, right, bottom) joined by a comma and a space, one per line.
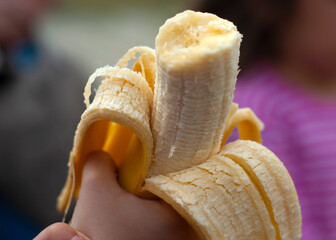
74, 121, 145, 194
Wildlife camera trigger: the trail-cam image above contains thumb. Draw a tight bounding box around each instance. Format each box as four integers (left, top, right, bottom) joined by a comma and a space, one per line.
34, 222, 89, 240
70, 151, 122, 239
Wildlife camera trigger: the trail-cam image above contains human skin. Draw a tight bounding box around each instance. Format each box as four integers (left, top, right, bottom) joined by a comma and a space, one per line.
34, 151, 198, 240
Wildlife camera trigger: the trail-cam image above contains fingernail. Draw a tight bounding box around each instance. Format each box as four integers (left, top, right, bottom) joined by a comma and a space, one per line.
71, 236, 87, 240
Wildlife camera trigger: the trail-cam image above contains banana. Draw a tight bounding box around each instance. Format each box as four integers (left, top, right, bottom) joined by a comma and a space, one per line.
149, 10, 242, 176
57, 10, 301, 240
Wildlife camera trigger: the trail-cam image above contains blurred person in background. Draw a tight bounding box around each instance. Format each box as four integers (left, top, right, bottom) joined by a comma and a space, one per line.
0, 0, 85, 238
196, 0, 336, 239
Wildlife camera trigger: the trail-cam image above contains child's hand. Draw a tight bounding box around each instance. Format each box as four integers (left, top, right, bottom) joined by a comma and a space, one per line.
34, 151, 198, 240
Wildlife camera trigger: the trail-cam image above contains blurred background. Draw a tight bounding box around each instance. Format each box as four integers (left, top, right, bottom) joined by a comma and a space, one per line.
40, 0, 188, 74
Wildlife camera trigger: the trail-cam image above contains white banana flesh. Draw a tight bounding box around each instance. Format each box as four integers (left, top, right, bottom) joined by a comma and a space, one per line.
149, 10, 242, 176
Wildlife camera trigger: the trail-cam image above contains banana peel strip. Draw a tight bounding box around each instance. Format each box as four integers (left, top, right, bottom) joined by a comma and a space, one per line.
58, 51, 155, 214
221, 103, 264, 146
84, 66, 153, 108
221, 140, 302, 239
116, 46, 155, 68
116, 46, 156, 91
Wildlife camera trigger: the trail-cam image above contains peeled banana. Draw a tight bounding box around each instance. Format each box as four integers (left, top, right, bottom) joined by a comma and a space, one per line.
57, 10, 301, 240
149, 10, 242, 176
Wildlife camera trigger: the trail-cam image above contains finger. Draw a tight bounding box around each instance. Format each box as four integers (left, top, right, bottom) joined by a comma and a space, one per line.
83, 150, 118, 182
34, 222, 89, 240
70, 151, 122, 239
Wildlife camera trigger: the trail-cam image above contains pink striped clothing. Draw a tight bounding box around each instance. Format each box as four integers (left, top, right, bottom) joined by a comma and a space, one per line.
233, 63, 336, 240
